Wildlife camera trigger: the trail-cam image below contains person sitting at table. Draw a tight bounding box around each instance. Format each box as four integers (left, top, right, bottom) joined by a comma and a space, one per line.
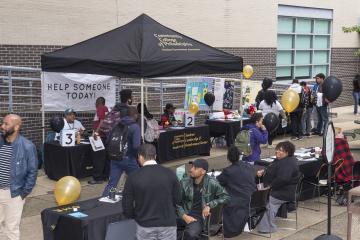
161, 103, 177, 127
122, 144, 181, 240
256, 141, 300, 234
258, 90, 286, 148
241, 112, 268, 164
102, 106, 141, 196
217, 146, 257, 238
333, 127, 357, 205
176, 159, 230, 240
55, 108, 85, 140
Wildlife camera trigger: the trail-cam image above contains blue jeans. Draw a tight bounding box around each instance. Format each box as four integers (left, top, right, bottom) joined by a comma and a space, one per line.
353, 91, 360, 113
102, 156, 139, 196
316, 106, 328, 134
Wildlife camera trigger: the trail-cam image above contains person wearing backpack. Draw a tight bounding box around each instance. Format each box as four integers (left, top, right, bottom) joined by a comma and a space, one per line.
288, 79, 304, 140
137, 103, 160, 144
237, 112, 268, 164
102, 106, 141, 197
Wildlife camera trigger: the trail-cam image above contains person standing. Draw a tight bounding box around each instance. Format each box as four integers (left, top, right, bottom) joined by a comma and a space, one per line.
102, 106, 141, 196
255, 77, 276, 108
353, 74, 360, 115
217, 146, 256, 238
177, 159, 230, 240
256, 141, 300, 234
300, 81, 313, 137
288, 79, 304, 140
123, 144, 181, 240
0, 114, 38, 240
314, 73, 328, 135
89, 97, 109, 185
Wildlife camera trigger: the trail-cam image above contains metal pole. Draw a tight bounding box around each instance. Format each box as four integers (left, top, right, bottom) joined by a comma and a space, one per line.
41, 72, 45, 144
327, 162, 331, 235
239, 73, 244, 128
160, 80, 164, 114
141, 78, 145, 140
8, 70, 13, 112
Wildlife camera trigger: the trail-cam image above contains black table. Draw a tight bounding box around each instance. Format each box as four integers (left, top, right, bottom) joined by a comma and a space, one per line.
44, 141, 93, 180
157, 125, 211, 163
206, 119, 251, 147
256, 158, 324, 201
41, 197, 125, 240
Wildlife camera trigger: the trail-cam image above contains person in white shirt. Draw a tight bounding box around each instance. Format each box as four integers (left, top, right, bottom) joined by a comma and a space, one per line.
259, 90, 286, 147
55, 108, 85, 140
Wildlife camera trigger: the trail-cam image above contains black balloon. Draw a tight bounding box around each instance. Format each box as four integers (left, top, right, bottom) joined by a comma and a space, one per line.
323, 76, 342, 103
50, 116, 64, 133
263, 113, 279, 134
204, 92, 215, 107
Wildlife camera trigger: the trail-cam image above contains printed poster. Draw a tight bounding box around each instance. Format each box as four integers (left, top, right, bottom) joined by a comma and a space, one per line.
184, 77, 213, 111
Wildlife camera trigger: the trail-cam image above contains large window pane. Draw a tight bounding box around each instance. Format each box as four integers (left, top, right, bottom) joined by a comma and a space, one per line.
277, 51, 293, 65
295, 66, 310, 77
295, 35, 311, 49
314, 36, 329, 49
276, 67, 292, 78
277, 35, 293, 49
295, 51, 311, 65
313, 65, 328, 77
313, 51, 328, 64
296, 19, 312, 34
314, 20, 330, 34
278, 17, 294, 33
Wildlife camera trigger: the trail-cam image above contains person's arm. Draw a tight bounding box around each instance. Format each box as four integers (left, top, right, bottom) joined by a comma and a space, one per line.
21, 143, 38, 199
206, 180, 231, 209
254, 127, 268, 144
122, 176, 135, 218
131, 125, 141, 151
176, 179, 187, 218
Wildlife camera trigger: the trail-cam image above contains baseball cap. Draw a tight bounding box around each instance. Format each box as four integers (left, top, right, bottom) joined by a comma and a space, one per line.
189, 159, 209, 172
64, 108, 76, 115
165, 103, 176, 110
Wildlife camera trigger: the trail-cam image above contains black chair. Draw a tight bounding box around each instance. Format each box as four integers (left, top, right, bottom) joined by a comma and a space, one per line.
105, 219, 136, 240
248, 187, 271, 238
351, 161, 360, 188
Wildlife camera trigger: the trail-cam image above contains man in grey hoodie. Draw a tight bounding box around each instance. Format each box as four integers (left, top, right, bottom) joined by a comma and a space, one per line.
288, 79, 304, 140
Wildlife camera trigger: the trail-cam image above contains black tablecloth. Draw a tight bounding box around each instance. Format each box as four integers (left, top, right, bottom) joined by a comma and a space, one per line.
206, 119, 251, 147
157, 125, 211, 163
41, 197, 125, 240
44, 141, 93, 180
256, 158, 324, 201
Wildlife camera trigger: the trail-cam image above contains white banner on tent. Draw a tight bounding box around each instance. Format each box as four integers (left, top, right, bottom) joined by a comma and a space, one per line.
42, 72, 116, 111
212, 78, 225, 111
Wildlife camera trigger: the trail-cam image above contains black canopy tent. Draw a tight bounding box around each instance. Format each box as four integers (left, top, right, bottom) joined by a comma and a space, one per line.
41, 13, 243, 137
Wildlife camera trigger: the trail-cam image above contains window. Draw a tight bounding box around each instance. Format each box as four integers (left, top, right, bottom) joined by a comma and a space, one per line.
276, 6, 332, 80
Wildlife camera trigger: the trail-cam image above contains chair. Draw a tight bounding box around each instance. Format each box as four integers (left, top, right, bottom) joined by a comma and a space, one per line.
248, 187, 271, 238
276, 174, 304, 230
351, 161, 360, 188
105, 219, 137, 240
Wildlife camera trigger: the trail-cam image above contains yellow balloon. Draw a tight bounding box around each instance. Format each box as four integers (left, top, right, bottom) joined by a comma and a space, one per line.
188, 102, 199, 115
54, 176, 81, 206
281, 89, 300, 113
243, 65, 254, 79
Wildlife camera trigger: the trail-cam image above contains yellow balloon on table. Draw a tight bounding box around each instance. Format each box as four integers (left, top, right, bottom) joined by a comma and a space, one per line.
281, 89, 300, 113
54, 176, 81, 206
242, 65, 254, 79
188, 102, 199, 115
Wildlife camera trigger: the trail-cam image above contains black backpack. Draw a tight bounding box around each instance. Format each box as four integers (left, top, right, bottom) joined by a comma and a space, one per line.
106, 123, 129, 161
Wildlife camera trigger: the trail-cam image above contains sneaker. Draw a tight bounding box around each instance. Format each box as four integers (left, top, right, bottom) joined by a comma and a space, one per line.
290, 136, 298, 141
312, 131, 320, 135
297, 136, 303, 140
311, 128, 317, 133
88, 180, 104, 185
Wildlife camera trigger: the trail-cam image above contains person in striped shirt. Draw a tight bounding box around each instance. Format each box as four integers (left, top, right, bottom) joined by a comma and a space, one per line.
0, 114, 38, 240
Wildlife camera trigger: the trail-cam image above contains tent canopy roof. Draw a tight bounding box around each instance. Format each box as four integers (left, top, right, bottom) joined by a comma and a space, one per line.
41, 14, 243, 78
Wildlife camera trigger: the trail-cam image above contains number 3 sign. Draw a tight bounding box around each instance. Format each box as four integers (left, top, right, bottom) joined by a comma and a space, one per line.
60, 129, 76, 147
185, 113, 195, 127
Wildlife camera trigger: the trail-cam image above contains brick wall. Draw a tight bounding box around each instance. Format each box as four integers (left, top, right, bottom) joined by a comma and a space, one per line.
1, 44, 359, 146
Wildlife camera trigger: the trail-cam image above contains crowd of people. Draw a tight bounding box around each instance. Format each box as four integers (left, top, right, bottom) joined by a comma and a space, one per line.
2, 72, 360, 240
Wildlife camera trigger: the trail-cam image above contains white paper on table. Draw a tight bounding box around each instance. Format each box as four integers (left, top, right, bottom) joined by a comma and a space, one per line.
89, 136, 105, 152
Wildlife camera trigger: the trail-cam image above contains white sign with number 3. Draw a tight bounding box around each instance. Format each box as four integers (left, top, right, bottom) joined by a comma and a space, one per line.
60, 129, 76, 147
185, 113, 195, 127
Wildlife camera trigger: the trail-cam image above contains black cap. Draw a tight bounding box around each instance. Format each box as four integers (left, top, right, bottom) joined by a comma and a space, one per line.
314, 73, 325, 79
189, 159, 209, 172
165, 103, 176, 110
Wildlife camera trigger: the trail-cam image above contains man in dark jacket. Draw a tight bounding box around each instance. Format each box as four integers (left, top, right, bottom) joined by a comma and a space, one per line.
102, 106, 140, 196
123, 144, 181, 240
0, 114, 38, 240
217, 146, 256, 238
314, 73, 328, 135
177, 159, 230, 240
256, 141, 300, 233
